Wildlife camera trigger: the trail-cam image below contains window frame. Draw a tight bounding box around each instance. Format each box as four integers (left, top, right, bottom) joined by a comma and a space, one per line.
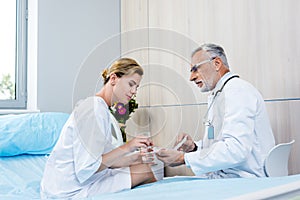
0, 0, 27, 109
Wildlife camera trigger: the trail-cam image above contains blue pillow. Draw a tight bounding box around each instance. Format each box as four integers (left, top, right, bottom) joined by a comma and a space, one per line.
0, 112, 69, 156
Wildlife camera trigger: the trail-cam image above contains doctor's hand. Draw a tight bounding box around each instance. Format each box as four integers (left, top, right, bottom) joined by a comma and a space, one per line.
156, 149, 185, 167
175, 133, 195, 152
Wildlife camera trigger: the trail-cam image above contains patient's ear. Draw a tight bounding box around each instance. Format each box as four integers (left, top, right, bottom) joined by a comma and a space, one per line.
110, 73, 117, 86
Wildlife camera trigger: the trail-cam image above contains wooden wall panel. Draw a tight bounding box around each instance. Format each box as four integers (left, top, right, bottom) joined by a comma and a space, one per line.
266, 100, 300, 175
121, 0, 300, 176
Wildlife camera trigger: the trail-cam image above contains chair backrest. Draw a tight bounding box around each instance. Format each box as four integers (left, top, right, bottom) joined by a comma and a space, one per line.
264, 140, 295, 177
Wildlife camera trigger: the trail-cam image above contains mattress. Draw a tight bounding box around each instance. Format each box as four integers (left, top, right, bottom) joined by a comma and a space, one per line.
1, 154, 300, 200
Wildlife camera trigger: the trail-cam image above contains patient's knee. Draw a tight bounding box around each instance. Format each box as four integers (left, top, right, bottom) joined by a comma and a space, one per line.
130, 164, 156, 187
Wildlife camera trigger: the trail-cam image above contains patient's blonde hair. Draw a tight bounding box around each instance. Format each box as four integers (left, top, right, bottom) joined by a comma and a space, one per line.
101, 58, 143, 85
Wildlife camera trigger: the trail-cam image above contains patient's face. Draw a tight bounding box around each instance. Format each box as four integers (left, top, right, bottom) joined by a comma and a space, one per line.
112, 73, 142, 104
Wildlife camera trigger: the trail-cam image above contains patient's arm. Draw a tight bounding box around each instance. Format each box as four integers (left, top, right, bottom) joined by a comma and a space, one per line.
97, 136, 153, 172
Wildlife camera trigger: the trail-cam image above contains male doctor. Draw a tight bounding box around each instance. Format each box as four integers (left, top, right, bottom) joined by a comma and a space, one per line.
156, 43, 275, 178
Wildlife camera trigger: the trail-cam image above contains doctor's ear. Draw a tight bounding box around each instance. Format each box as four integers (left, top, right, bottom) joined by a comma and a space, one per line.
213, 57, 222, 71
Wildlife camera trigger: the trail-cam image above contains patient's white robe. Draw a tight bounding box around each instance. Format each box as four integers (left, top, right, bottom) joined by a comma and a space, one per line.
40, 96, 130, 199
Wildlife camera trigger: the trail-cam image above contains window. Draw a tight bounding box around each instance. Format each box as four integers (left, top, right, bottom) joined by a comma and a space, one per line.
0, 0, 27, 109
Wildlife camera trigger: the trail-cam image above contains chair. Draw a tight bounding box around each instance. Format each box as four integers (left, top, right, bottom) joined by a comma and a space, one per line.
264, 140, 295, 177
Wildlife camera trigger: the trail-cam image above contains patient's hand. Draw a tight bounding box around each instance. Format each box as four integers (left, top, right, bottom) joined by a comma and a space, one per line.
122, 136, 153, 153
110, 150, 155, 168
101, 137, 154, 170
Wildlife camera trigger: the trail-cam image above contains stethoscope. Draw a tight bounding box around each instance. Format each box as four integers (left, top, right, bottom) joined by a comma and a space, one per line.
202, 75, 240, 140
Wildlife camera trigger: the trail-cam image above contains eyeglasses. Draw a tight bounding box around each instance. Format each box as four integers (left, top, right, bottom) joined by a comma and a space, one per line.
190, 57, 216, 73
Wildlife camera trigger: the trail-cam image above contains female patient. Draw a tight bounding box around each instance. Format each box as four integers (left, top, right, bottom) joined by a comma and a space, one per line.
40, 58, 156, 199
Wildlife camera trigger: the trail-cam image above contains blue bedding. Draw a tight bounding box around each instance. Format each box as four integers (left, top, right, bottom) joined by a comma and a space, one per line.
1, 154, 300, 200
1, 113, 300, 199
0, 154, 47, 200
0, 112, 69, 156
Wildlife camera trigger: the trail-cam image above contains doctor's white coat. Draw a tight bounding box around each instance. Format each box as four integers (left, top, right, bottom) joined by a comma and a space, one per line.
185, 72, 275, 178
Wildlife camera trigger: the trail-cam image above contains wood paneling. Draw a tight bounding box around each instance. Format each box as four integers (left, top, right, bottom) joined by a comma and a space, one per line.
266, 100, 300, 175
121, 0, 300, 176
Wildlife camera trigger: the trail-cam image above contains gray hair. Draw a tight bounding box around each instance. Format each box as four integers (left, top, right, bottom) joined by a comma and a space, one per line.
191, 43, 229, 67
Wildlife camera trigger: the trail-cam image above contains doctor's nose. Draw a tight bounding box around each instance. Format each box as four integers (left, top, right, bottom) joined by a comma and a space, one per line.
190, 72, 197, 82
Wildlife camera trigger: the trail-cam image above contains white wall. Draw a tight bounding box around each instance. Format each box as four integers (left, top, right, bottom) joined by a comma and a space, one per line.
37, 0, 120, 113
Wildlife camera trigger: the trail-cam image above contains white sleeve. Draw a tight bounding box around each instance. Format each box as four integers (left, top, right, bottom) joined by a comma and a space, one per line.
72, 97, 111, 183
195, 140, 203, 150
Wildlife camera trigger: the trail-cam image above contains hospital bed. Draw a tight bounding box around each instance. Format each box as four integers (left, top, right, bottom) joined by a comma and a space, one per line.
1, 113, 300, 200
